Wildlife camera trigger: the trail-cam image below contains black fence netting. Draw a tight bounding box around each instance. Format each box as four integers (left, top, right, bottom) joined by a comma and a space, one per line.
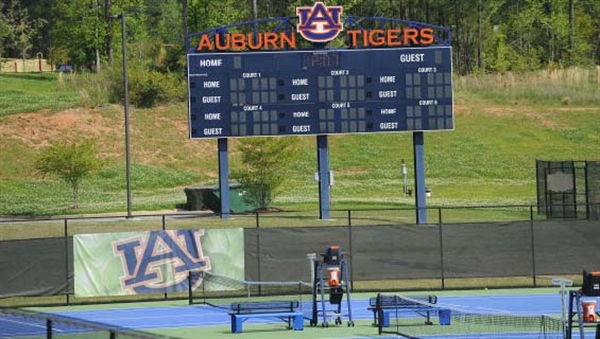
1, 210, 599, 302
245, 220, 599, 283
587, 161, 600, 220
440, 221, 534, 279
244, 226, 350, 282
532, 219, 600, 275
342, 224, 441, 280
0, 237, 73, 298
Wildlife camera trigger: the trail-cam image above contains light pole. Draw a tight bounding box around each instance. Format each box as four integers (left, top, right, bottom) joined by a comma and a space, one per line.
401, 159, 408, 195
115, 13, 133, 218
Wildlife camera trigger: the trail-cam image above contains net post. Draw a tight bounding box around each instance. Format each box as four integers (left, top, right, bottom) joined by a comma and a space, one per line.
438, 207, 446, 290
376, 293, 383, 335
46, 318, 52, 339
425, 295, 434, 325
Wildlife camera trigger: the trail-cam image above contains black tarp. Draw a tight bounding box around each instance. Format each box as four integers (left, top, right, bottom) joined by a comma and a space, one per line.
1, 219, 598, 298
0, 237, 73, 298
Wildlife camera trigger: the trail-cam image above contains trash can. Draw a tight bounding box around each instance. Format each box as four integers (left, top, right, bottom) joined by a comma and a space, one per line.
183, 186, 210, 210
438, 309, 451, 325
184, 183, 258, 213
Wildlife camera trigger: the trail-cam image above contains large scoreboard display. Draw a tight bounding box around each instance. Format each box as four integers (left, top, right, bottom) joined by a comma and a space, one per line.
187, 47, 453, 139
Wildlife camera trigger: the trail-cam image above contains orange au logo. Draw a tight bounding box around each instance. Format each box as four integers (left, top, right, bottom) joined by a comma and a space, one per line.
296, 2, 343, 43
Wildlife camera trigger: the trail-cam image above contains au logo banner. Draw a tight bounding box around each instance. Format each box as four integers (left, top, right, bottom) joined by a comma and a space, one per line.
74, 229, 244, 297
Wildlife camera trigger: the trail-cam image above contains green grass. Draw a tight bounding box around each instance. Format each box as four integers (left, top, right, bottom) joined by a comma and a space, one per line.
0, 70, 599, 217
0, 164, 200, 216
454, 68, 600, 107
0, 73, 82, 115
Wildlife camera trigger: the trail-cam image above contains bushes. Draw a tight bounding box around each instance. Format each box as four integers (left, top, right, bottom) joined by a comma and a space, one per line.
126, 67, 186, 108
108, 65, 186, 108
62, 66, 186, 109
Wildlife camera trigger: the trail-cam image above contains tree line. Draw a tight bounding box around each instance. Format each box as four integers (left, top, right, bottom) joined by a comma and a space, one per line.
1, 0, 599, 75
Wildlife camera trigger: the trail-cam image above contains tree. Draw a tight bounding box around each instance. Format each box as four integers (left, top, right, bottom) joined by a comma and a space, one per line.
0, 0, 46, 60
35, 140, 103, 209
51, 0, 106, 70
232, 138, 298, 210
0, 3, 9, 58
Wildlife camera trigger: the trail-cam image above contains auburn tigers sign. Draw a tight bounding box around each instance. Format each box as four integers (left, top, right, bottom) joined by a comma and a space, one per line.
195, 2, 434, 51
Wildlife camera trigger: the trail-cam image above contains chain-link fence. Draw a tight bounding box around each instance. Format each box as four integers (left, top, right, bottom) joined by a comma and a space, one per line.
536, 160, 600, 219
1, 204, 599, 306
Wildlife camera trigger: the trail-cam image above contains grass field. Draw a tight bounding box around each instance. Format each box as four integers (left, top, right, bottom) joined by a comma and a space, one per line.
0, 73, 82, 116
0, 70, 598, 217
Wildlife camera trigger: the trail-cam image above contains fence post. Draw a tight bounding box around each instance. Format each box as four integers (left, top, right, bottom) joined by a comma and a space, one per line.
162, 215, 168, 300
584, 160, 590, 220
64, 218, 70, 306
347, 210, 354, 291
438, 208, 445, 290
529, 205, 537, 288
256, 213, 262, 295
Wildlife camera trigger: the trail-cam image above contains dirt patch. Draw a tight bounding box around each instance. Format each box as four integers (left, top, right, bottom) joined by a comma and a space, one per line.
0, 105, 217, 167
0, 107, 117, 149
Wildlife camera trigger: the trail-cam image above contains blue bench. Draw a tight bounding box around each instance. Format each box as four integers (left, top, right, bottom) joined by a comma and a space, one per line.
368, 295, 449, 327
229, 301, 304, 333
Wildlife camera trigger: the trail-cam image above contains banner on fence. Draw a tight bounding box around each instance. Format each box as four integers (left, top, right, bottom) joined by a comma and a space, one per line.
74, 229, 243, 297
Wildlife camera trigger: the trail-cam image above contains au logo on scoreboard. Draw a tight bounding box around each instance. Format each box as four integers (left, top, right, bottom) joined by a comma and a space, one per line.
296, 2, 343, 43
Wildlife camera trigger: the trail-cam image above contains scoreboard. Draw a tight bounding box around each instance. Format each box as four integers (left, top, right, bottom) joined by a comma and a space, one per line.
187, 47, 453, 139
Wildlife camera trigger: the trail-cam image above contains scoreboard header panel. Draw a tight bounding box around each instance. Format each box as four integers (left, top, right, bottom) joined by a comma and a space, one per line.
187, 47, 453, 139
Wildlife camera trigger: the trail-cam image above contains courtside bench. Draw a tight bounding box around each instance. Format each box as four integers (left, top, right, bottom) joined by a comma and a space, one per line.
229, 301, 304, 333
368, 294, 449, 327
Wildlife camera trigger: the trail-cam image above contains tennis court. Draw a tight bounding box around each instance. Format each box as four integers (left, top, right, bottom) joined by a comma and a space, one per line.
2, 289, 597, 338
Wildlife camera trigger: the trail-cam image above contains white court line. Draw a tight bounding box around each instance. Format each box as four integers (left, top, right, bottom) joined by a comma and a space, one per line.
436, 302, 512, 314
2, 318, 52, 330
85, 311, 228, 322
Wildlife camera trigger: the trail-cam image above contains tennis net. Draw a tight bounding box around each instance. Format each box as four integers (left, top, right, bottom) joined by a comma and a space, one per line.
187, 270, 312, 308
0, 308, 176, 339
376, 293, 563, 339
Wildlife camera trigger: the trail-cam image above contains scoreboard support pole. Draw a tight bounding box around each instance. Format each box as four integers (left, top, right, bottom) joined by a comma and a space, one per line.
218, 138, 231, 219
317, 135, 331, 220
413, 132, 427, 224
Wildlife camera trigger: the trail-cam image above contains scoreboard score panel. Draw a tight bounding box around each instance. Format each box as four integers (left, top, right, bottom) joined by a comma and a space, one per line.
187, 47, 453, 139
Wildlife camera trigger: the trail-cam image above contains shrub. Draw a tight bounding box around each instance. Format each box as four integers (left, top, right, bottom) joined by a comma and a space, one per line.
109, 65, 186, 108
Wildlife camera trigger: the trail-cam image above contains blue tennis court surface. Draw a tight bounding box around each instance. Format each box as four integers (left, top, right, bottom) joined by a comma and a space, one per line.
1, 293, 597, 338
0, 314, 91, 338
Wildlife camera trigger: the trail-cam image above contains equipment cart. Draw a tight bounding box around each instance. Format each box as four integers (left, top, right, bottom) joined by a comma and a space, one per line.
309, 246, 354, 327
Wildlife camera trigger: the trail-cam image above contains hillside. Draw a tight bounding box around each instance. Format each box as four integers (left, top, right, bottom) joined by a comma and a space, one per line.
0, 71, 599, 216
